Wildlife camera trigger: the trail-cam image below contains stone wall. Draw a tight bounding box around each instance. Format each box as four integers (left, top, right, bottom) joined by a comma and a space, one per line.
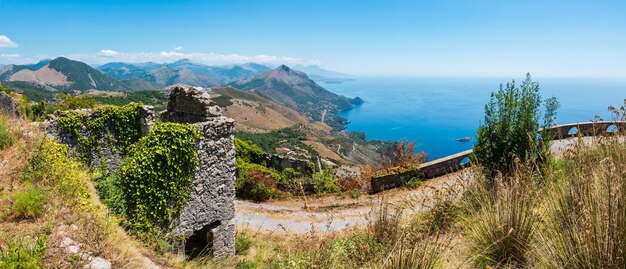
47, 86, 237, 258
371, 121, 626, 193
46, 106, 156, 172
264, 153, 314, 176
0, 91, 20, 117
162, 86, 236, 258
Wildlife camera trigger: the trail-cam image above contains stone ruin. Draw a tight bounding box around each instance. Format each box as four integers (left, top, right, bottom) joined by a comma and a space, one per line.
163, 87, 236, 258
47, 86, 236, 258
0, 91, 21, 117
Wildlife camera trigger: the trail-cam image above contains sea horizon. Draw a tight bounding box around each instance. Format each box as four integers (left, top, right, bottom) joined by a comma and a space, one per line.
326, 76, 626, 160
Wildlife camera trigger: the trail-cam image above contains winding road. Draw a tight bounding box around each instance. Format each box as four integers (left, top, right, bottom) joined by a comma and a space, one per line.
235, 135, 611, 234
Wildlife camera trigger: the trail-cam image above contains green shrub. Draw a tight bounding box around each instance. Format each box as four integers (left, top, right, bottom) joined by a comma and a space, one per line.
311, 169, 341, 194
21, 140, 90, 203
95, 172, 126, 216
403, 177, 422, 189
0, 236, 46, 269
235, 231, 253, 255
235, 138, 266, 165
473, 74, 559, 181
236, 162, 285, 202
54, 93, 98, 111
468, 178, 538, 268
0, 117, 14, 149
349, 190, 361, 199
120, 122, 200, 232
9, 186, 47, 220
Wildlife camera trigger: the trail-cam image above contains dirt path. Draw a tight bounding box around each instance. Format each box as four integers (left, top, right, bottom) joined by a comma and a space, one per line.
235, 137, 596, 234
236, 169, 475, 234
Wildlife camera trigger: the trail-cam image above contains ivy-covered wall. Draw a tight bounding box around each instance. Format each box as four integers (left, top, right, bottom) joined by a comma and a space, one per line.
46, 86, 237, 258
47, 103, 156, 171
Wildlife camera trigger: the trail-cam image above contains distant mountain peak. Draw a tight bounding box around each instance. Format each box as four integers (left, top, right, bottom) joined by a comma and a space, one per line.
173, 58, 192, 64
229, 65, 362, 129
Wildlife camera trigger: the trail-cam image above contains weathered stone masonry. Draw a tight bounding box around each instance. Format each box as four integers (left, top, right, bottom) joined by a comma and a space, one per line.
163, 87, 236, 257
47, 86, 237, 257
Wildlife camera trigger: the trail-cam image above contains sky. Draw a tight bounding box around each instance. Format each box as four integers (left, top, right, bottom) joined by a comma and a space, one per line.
0, 0, 625, 79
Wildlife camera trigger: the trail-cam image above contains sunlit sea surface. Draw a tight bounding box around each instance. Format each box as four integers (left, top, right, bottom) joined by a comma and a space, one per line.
325, 77, 626, 160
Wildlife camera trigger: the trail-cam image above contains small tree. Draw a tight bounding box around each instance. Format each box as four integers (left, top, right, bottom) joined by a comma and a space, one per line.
473, 73, 559, 180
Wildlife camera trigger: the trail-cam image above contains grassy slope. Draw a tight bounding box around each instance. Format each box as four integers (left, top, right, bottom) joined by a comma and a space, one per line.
0, 115, 170, 268
212, 86, 387, 164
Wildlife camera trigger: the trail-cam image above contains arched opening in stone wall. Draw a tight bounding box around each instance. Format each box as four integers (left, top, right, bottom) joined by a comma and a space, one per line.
607, 124, 618, 133
460, 156, 470, 166
185, 221, 221, 258
567, 127, 579, 136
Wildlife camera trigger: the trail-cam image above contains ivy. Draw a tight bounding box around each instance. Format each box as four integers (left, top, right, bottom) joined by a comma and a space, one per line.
120, 122, 201, 232
56, 103, 145, 165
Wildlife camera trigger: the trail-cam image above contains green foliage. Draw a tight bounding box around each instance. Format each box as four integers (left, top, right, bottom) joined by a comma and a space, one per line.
56, 102, 145, 165
91, 90, 167, 106
236, 126, 317, 159
0, 117, 14, 149
235, 231, 253, 255
21, 140, 90, 204
95, 172, 126, 216
0, 236, 46, 269
9, 186, 47, 220
473, 73, 559, 180
402, 177, 422, 189
349, 190, 361, 199
235, 162, 286, 202
234, 138, 266, 165
236, 259, 260, 269
0, 82, 8, 94
120, 122, 200, 232
54, 93, 98, 111
311, 169, 341, 194
26, 101, 55, 121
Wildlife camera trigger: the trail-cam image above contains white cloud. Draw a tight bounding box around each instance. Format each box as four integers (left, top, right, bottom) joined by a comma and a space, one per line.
173, 46, 184, 51
0, 54, 20, 59
96, 49, 120, 57
67, 50, 321, 66
0, 35, 18, 49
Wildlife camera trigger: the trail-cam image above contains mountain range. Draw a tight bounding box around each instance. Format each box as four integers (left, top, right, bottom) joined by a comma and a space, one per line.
229, 65, 362, 129
0, 57, 350, 93
0, 57, 131, 92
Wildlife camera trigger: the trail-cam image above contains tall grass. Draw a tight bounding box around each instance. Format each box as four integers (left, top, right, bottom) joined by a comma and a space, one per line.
381, 234, 444, 269
466, 169, 539, 268
0, 115, 14, 149
539, 137, 626, 268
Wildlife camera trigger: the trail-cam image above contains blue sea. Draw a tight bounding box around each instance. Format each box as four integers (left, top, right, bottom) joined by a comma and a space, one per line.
324, 77, 626, 160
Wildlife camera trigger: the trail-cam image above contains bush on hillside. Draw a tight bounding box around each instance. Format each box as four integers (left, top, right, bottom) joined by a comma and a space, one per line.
235, 162, 286, 202
473, 73, 559, 181
8, 186, 47, 220
234, 138, 266, 165
54, 93, 98, 111
21, 140, 90, 203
